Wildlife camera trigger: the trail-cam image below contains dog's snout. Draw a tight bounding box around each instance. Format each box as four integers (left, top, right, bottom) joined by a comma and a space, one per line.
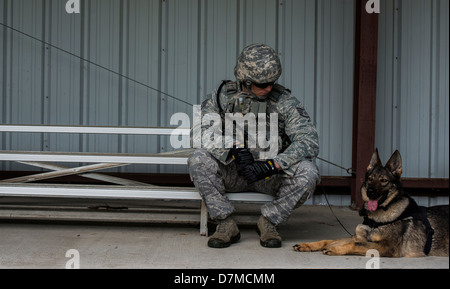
367, 188, 377, 199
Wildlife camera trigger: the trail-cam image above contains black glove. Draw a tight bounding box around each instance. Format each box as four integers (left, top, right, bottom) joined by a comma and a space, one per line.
231, 144, 254, 175
242, 159, 279, 184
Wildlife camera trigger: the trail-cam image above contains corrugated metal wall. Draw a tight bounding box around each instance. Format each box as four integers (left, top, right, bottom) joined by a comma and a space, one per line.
1, 0, 448, 179
376, 0, 449, 178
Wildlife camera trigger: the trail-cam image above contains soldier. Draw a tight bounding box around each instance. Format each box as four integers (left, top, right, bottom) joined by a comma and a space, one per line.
188, 43, 320, 248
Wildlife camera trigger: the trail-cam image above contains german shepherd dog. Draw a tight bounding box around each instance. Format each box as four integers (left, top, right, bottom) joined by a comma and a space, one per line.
293, 149, 449, 257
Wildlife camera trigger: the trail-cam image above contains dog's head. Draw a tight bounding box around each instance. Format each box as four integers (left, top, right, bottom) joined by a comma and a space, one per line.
360, 149, 403, 212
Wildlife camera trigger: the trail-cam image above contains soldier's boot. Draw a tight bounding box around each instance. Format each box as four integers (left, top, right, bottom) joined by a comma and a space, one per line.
208, 216, 240, 248
257, 216, 282, 248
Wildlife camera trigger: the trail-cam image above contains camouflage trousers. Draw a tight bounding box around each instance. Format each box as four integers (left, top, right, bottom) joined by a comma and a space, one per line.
187, 149, 320, 226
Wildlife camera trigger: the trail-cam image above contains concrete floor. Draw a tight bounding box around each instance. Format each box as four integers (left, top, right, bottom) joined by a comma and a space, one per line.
0, 202, 448, 269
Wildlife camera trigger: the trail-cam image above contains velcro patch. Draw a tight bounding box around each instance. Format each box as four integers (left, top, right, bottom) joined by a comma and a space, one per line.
296, 107, 310, 120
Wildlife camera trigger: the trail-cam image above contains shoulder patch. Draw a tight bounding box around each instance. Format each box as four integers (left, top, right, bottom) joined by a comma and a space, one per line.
296, 106, 311, 120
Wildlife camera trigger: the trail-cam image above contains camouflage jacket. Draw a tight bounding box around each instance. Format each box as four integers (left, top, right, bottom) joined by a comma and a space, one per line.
192, 81, 319, 176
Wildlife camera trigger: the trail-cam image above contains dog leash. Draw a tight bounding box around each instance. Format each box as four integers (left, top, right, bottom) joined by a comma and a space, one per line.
315, 157, 355, 237
317, 157, 355, 176
321, 186, 354, 237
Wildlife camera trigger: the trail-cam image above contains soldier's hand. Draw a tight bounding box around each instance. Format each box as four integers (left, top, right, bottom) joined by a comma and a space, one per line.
242, 160, 279, 184
231, 144, 254, 175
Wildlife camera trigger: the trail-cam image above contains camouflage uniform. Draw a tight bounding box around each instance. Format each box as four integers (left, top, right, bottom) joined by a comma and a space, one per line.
188, 44, 320, 226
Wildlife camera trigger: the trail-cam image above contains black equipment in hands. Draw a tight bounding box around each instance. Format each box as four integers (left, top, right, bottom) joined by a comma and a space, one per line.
242, 159, 279, 184
231, 144, 254, 175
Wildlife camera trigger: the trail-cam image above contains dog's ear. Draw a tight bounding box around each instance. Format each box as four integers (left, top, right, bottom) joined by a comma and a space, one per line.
367, 148, 382, 171
385, 150, 402, 178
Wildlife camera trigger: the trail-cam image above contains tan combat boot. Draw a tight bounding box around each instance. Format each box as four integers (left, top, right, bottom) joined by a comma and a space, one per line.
208, 216, 240, 248
257, 216, 282, 248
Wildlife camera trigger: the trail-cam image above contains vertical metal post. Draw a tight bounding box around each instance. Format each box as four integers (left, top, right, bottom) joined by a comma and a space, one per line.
351, 0, 379, 209
200, 200, 208, 236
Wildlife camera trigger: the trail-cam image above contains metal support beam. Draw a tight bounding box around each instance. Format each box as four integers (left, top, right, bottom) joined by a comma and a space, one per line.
0, 183, 274, 203
15, 162, 153, 186
351, 0, 379, 209
0, 150, 188, 165
0, 162, 126, 183
0, 125, 190, 135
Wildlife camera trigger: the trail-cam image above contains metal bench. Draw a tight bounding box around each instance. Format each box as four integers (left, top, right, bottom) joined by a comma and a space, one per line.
0, 125, 274, 235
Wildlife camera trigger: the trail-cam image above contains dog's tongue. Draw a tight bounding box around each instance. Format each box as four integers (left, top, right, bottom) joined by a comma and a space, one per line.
368, 200, 378, 211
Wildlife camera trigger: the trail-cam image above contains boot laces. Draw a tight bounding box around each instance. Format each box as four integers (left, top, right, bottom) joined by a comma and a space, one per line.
216, 219, 230, 233
264, 221, 277, 233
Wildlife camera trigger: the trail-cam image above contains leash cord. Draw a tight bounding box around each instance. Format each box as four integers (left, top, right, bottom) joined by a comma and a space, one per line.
321, 186, 354, 237
317, 157, 355, 176
0, 22, 193, 108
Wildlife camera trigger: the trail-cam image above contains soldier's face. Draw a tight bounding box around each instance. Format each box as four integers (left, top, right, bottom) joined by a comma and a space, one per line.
251, 84, 273, 98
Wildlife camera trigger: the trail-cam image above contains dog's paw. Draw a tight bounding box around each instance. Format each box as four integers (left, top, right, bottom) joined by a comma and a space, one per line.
322, 248, 335, 255
293, 243, 313, 252
322, 247, 344, 256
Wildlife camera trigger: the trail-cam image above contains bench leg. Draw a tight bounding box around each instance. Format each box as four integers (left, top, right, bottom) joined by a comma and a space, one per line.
200, 201, 208, 236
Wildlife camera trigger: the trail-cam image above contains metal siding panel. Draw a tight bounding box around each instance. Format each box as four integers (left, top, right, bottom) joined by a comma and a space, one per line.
430, 0, 449, 178
399, 0, 432, 177
0, 0, 5, 156
122, 0, 162, 173
375, 0, 396, 156
160, 0, 201, 173
46, 1, 82, 153
9, 0, 44, 128
3, 0, 45, 171
84, 0, 121, 155
315, 0, 354, 176
163, 0, 200, 109
279, 0, 316, 112
240, 0, 278, 49
0, 0, 12, 172
376, 0, 449, 178
202, 0, 239, 95
1, 0, 357, 177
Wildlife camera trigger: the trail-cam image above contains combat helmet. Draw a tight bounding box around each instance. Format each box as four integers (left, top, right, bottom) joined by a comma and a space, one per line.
234, 43, 282, 85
